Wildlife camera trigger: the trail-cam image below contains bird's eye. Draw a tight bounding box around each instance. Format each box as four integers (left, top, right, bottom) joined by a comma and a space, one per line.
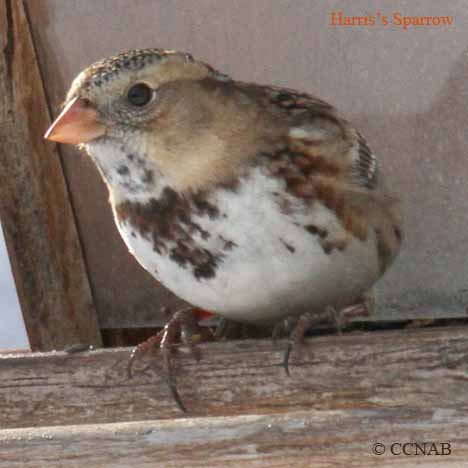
127, 83, 153, 107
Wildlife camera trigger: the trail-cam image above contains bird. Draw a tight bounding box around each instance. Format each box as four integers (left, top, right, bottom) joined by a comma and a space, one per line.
45, 48, 402, 410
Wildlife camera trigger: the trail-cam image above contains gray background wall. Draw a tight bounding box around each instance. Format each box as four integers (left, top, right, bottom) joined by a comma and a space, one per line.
2, 0, 467, 345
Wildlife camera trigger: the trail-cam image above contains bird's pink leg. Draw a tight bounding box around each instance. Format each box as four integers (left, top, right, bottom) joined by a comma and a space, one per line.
280, 297, 373, 376
127, 307, 214, 412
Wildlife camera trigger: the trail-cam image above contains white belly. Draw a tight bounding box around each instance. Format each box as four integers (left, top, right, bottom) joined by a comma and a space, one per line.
115, 169, 380, 323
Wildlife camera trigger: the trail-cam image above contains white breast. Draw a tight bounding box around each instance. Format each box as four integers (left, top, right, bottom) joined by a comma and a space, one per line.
115, 168, 380, 323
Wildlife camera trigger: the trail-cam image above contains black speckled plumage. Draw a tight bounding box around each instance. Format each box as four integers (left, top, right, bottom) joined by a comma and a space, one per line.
82, 49, 173, 90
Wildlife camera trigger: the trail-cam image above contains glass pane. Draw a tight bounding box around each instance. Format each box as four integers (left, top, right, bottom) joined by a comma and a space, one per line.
0, 224, 29, 350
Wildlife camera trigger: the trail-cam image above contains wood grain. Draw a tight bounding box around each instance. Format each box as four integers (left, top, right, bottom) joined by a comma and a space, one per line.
1, 326, 467, 431
0, 0, 101, 350
1, 408, 466, 467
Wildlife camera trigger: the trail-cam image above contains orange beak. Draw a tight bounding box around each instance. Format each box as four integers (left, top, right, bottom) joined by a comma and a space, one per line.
44, 97, 106, 144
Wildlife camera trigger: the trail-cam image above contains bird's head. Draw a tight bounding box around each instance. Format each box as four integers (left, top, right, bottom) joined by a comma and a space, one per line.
44, 48, 269, 196
45, 49, 216, 145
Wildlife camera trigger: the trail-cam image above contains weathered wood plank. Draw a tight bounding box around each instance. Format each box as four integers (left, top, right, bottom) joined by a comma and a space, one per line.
1, 326, 468, 430
0, 0, 101, 350
1, 408, 466, 468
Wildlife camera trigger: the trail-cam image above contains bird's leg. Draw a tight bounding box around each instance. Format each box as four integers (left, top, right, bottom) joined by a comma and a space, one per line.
178, 307, 214, 361
281, 295, 374, 376
159, 310, 187, 412
332, 301, 373, 334
272, 316, 297, 344
127, 307, 214, 413
127, 331, 165, 379
281, 309, 334, 376
331, 291, 375, 334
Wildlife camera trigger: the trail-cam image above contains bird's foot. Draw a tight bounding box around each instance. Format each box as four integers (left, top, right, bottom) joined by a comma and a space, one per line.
279, 308, 333, 377
329, 300, 373, 335
127, 307, 214, 412
278, 298, 373, 376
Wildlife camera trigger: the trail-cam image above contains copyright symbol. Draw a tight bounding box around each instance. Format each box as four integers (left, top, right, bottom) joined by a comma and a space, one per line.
373, 443, 385, 455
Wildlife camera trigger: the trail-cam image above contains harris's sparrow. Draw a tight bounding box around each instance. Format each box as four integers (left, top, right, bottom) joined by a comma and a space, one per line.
45, 49, 402, 409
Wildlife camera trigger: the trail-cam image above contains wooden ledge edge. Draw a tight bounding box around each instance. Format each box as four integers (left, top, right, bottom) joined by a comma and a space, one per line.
1, 408, 467, 467
1, 325, 468, 431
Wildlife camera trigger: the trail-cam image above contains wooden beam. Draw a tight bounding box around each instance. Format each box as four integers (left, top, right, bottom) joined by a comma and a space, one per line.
1, 408, 466, 467
0, 0, 101, 350
1, 326, 468, 430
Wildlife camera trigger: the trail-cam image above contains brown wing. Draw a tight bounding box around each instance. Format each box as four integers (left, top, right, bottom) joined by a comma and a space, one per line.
240, 82, 379, 191
246, 83, 401, 269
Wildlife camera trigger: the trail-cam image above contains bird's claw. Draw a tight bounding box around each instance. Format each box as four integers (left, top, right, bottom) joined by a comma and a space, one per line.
126, 307, 209, 412
278, 298, 372, 376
